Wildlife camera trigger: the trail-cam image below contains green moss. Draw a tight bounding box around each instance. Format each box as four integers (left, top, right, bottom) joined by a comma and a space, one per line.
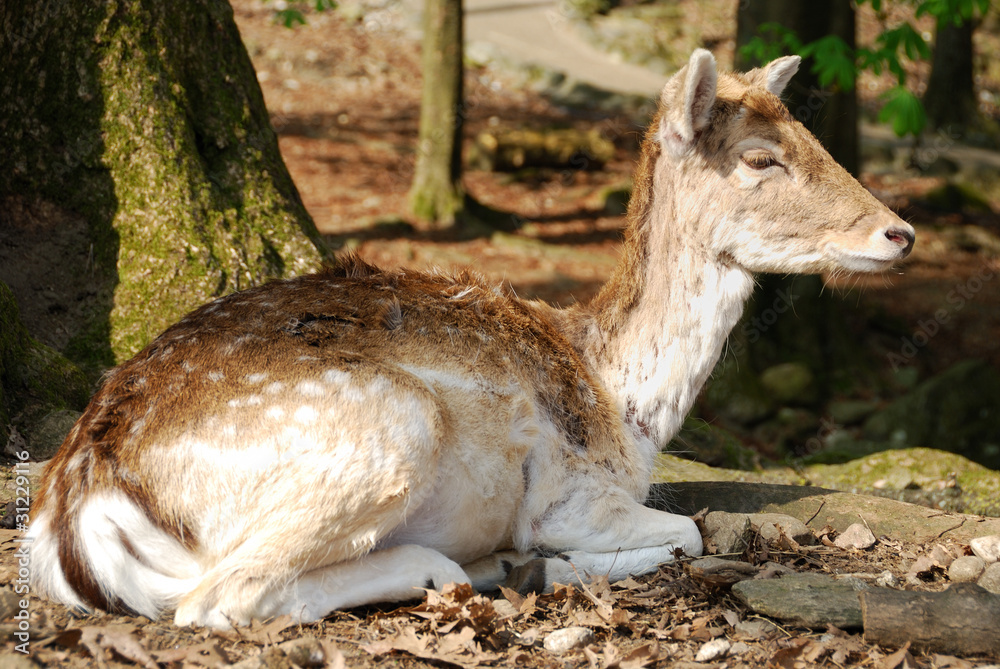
1, 0, 332, 367
804, 447, 1000, 517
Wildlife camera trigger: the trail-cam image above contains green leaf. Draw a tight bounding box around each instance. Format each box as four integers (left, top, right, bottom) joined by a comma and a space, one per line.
800, 36, 856, 90
917, 0, 987, 21
878, 86, 927, 137
276, 8, 307, 28
878, 23, 930, 63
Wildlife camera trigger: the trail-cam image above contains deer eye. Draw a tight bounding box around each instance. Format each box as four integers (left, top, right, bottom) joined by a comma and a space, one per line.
741, 150, 779, 170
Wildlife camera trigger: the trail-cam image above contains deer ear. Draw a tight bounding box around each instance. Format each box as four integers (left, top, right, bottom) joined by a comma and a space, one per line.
755, 55, 801, 97
658, 49, 717, 156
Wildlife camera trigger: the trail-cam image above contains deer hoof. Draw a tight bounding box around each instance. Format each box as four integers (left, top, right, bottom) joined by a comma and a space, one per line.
506, 559, 548, 595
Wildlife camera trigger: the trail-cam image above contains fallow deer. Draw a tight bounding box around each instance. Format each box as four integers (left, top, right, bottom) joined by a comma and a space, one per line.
26, 50, 914, 629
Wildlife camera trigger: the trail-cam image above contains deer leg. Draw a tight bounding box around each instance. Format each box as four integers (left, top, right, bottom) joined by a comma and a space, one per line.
265, 545, 470, 623
504, 546, 684, 595
506, 486, 702, 594
461, 551, 545, 592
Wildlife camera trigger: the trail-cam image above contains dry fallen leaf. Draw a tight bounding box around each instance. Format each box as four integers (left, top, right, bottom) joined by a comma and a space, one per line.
151, 639, 230, 666
78, 624, 157, 669
215, 614, 297, 644
363, 621, 500, 667
880, 641, 916, 669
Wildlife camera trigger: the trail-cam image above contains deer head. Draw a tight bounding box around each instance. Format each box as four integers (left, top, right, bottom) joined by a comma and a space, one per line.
655, 49, 914, 276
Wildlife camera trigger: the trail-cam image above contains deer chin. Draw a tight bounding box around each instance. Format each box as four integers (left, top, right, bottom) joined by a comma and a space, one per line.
823, 222, 916, 274
824, 247, 903, 273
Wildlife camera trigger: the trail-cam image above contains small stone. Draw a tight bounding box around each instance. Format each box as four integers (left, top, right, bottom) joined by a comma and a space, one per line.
834, 523, 877, 550
948, 556, 986, 583
688, 557, 757, 585
729, 641, 752, 656
875, 571, 900, 588
703, 512, 754, 556
907, 555, 937, 583
734, 619, 779, 639
543, 627, 593, 653
751, 513, 815, 546
970, 535, 1000, 563
978, 562, 1000, 595
0, 587, 22, 621
694, 638, 731, 662
732, 573, 866, 629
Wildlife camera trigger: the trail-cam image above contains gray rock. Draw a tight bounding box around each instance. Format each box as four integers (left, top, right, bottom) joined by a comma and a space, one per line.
970, 535, 1000, 563
978, 562, 1000, 595
834, 522, 877, 550
752, 513, 815, 546
760, 362, 816, 405
687, 557, 757, 585
949, 556, 986, 583
543, 627, 593, 653
734, 619, 780, 639
729, 641, 752, 656
862, 360, 1000, 469
732, 573, 867, 629
704, 511, 816, 554
703, 512, 753, 556
875, 571, 900, 588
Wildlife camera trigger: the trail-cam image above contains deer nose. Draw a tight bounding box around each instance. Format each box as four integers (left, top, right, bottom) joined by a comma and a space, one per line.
884, 225, 915, 257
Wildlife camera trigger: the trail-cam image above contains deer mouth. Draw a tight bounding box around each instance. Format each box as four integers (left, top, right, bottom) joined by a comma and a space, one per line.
825, 222, 916, 273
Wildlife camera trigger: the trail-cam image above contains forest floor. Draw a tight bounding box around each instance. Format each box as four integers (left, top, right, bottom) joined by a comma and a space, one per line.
3, 1, 1000, 667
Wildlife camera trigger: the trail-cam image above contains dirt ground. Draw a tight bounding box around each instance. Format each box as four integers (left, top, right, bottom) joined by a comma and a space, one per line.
3, 1, 1000, 666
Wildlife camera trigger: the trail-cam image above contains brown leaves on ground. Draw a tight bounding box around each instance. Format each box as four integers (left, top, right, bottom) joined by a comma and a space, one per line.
6, 525, 1000, 668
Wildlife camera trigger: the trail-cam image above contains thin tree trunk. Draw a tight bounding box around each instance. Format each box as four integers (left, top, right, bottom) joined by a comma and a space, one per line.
924, 17, 977, 135
409, 0, 465, 228
0, 0, 331, 370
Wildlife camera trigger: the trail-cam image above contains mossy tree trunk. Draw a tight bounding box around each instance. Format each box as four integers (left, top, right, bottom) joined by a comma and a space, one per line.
0, 0, 331, 372
409, 0, 465, 228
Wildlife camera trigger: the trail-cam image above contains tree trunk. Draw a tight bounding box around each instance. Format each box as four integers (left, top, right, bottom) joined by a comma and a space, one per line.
409, 0, 465, 228
736, 0, 857, 176
861, 584, 1000, 656
924, 17, 977, 136
0, 0, 331, 371
1, 282, 90, 454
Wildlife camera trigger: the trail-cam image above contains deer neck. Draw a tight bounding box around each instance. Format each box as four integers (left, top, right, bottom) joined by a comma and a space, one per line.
573, 172, 755, 457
